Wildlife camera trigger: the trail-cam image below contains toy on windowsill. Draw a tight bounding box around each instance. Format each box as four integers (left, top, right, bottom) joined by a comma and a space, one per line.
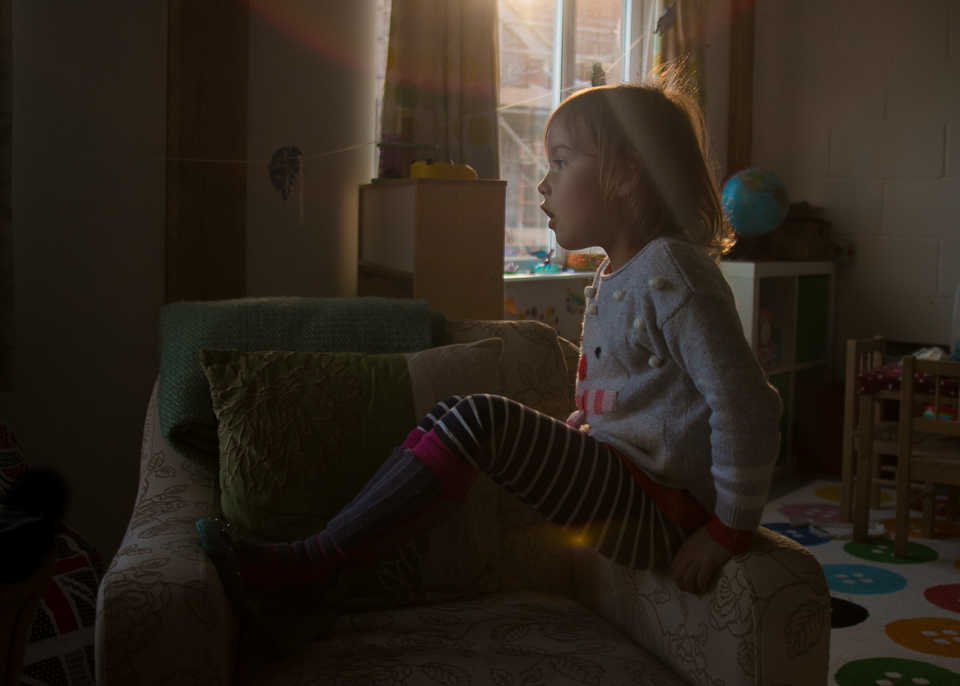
529, 249, 562, 274
566, 251, 606, 272
410, 159, 478, 180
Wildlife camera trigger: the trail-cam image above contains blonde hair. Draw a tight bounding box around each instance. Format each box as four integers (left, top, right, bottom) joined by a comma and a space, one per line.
543, 73, 735, 260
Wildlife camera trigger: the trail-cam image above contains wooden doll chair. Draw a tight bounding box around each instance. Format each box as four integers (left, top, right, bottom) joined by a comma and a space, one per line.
841, 336, 901, 523
894, 356, 960, 559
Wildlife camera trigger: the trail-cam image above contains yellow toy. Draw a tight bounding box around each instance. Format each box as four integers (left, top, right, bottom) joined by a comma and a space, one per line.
410, 159, 478, 180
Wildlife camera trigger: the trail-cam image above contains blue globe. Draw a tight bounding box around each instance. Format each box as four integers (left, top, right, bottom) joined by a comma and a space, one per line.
721, 168, 790, 238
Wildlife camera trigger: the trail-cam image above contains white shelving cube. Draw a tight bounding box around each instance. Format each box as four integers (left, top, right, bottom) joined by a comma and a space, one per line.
719, 260, 837, 472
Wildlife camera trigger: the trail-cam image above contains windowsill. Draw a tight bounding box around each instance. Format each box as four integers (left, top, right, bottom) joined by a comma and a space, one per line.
504, 270, 596, 281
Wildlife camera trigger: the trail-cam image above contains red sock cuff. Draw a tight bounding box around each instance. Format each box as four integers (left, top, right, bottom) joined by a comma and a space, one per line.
401, 427, 426, 450
706, 515, 754, 554
411, 431, 478, 501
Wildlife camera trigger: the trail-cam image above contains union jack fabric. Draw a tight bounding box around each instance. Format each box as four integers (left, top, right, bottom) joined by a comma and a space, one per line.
21, 527, 102, 686
0, 423, 102, 686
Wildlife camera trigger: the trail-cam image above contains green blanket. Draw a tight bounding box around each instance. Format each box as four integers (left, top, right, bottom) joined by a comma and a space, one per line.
158, 297, 446, 466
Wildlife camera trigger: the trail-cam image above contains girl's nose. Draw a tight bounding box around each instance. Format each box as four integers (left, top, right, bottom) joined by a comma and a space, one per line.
537, 175, 549, 196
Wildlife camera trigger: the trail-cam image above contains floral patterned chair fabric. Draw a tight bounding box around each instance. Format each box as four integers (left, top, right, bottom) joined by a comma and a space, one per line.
96, 320, 830, 686
575, 535, 830, 686
96, 379, 237, 685
234, 591, 686, 686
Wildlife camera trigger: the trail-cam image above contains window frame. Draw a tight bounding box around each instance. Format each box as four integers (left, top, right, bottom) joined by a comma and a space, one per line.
499, 0, 649, 273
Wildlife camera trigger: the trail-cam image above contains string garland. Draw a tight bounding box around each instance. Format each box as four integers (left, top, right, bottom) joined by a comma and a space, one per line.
4, 43, 651, 170
6, 33, 654, 231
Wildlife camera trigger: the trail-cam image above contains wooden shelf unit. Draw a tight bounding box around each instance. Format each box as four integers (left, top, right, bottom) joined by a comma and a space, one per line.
719, 260, 837, 473
358, 178, 506, 321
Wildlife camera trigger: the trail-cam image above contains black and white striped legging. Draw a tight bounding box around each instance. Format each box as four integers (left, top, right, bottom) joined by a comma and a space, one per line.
416, 394, 694, 570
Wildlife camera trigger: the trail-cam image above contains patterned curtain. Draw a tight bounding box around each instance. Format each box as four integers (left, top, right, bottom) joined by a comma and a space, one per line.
652, 0, 706, 101
380, 0, 500, 180
0, 0, 11, 391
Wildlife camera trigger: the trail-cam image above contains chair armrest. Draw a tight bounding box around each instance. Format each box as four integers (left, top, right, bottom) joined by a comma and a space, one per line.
96, 382, 237, 685
573, 527, 830, 686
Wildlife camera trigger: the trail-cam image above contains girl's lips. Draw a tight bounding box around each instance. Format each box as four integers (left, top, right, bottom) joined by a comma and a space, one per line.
542, 206, 555, 228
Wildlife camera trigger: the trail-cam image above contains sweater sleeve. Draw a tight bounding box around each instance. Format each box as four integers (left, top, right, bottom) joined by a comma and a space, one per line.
660, 292, 783, 531
707, 515, 754, 554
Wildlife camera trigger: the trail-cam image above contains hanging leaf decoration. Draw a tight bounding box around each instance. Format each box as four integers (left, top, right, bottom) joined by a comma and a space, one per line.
268, 146, 302, 201
591, 63, 606, 87
655, 5, 677, 35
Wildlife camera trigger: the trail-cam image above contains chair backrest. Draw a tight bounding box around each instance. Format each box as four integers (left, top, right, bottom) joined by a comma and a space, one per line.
899, 356, 960, 440
844, 336, 887, 432
447, 319, 579, 597
846, 336, 886, 380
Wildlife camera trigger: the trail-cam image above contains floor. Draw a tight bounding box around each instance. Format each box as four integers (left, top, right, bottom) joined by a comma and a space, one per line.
762, 473, 960, 685
767, 469, 830, 502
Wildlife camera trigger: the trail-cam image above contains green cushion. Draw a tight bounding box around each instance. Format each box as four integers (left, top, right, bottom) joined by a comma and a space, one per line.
200, 339, 504, 609
159, 296, 447, 467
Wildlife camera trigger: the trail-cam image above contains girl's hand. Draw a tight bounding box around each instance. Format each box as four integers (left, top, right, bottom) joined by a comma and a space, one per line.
670, 525, 734, 594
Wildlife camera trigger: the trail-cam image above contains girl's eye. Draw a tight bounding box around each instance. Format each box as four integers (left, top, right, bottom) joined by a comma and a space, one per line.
551, 159, 565, 170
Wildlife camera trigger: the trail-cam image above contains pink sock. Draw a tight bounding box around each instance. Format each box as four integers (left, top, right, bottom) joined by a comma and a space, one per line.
236, 531, 344, 586
401, 427, 426, 450
342, 433, 479, 563
411, 431, 478, 502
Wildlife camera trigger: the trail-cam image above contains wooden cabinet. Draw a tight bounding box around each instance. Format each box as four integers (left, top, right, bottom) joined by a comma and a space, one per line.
358, 179, 506, 320
719, 260, 836, 472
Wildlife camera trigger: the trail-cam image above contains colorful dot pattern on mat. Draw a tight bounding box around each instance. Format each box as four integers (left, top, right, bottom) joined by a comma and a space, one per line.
911, 496, 952, 518
761, 521, 830, 546
830, 596, 870, 629
778, 502, 844, 524
823, 564, 907, 595
843, 539, 939, 565
924, 584, 960, 614
885, 617, 960, 658
834, 657, 960, 686
880, 517, 960, 539
816, 485, 893, 505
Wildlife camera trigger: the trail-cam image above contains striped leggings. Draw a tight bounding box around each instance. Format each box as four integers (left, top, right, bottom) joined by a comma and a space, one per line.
405, 394, 701, 571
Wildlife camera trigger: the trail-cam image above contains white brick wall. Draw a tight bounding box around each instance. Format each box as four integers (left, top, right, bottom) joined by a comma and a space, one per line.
949, 121, 959, 175
830, 121, 945, 179
952, 0, 960, 60
884, 179, 960, 237
938, 240, 960, 295
753, 0, 960, 356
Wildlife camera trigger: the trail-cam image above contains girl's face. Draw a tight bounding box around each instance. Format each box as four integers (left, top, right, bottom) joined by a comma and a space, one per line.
538, 119, 634, 271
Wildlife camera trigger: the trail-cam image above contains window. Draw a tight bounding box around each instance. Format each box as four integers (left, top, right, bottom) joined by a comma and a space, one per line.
374, 0, 393, 174
374, 0, 656, 272
499, 0, 650, 271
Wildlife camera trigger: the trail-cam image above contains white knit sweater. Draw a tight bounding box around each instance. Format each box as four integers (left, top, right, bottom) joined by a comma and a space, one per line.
578, 237, 783, 531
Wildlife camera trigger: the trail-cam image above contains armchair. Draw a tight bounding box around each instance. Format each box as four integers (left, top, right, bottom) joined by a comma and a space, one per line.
96, 317, 830, 685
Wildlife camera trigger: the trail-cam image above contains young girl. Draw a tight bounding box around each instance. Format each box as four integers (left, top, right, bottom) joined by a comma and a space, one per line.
197, 78, 782, 653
